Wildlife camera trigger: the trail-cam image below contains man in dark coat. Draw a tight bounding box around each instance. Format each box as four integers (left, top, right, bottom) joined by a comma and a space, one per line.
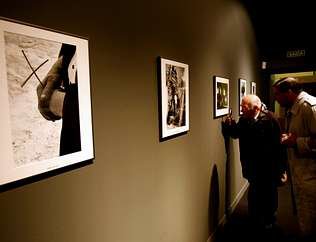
223, 94, 287, 230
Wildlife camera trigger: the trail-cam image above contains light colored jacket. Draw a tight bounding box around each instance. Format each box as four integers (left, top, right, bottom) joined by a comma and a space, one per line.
287, 91, 316, 157
286, 91, 316, 235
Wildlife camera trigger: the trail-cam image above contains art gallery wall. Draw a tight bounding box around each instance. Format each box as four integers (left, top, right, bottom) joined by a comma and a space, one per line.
0, 1, 262, 242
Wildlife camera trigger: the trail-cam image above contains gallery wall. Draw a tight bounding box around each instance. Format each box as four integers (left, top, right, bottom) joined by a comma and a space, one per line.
0, 0, 262, 242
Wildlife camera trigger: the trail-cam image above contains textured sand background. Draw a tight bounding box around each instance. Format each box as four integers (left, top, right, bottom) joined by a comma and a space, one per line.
4, 31, 62, 167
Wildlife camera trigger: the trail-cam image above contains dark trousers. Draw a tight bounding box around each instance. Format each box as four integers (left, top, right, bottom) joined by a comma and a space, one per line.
248, 181, 278, 227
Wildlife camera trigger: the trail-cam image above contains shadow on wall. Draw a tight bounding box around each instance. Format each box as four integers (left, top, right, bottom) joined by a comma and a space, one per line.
208, 164, 220, 237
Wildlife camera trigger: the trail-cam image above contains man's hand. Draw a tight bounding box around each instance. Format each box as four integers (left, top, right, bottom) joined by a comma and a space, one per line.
224, 116, 236, 126
37, 57, 63, 121
281, 133, 297, 147
221, 115, 236, 138
281, 172, 288, 183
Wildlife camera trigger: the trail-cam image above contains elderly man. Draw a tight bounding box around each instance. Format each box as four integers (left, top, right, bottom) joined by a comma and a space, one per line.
273, 77, 316, 240
223, 94, 287, 230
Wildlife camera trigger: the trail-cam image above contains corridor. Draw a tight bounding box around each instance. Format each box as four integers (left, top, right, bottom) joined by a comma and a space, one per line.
216, 183, 301, 242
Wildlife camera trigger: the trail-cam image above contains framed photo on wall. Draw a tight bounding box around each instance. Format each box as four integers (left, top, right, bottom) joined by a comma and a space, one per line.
239, 78, 247, 115
158, 57, 189, 141
213, 76, 229, 118
251, 81, 256, 94
0, 17, 94, 187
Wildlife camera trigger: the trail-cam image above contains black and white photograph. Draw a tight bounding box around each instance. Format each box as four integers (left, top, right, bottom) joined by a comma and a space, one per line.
158, 57, 189, 140
251, 81, 256, 94
239, 78, 247, 115
0, 18, 94, 186
213, 76, 229, 118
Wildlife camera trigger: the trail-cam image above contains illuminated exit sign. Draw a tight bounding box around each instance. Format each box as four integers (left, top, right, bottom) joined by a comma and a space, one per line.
286, 49, 306, 58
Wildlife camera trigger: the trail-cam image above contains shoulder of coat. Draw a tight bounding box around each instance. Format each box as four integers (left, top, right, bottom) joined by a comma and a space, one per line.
303, 94, 316, 106
260, 109, 275, 119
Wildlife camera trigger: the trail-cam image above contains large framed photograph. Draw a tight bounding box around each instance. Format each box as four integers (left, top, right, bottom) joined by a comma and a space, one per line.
0, 18, 94, 187
251, 81, 256, 94
213, 76, 229, 118
239, 78, 247, 115
158, 57, 189, 141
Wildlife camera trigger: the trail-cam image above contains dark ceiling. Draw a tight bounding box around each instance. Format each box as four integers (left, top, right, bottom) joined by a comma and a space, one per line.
240, 1, 314, 59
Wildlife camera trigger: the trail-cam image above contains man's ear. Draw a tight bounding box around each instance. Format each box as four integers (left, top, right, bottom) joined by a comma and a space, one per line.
254, 105, 260, 112
287, 89, 297, 100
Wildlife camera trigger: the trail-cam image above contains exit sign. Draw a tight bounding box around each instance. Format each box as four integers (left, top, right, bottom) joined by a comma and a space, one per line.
286, 49, 306, 58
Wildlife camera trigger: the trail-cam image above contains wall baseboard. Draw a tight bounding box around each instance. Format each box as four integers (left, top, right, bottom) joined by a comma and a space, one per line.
227, 181, 249, 214
206, 181, 249, 242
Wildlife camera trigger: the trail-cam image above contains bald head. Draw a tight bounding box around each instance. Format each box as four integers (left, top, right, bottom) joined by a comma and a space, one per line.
242, 94, 262, 109
241, 94, 262, 119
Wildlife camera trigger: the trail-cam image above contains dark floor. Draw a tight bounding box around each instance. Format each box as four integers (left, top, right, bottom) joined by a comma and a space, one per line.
215, 183, 302, 242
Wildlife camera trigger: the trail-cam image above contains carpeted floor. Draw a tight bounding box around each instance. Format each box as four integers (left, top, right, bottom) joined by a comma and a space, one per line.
215, 183, 302, 242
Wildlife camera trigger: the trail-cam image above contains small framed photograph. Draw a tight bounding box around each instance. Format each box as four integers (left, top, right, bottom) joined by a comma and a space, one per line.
158, 57, 189, 141
0, 17, 94, 187
213, 76, 229, 118
251, 81, 256, 94
239, 78, 247, 115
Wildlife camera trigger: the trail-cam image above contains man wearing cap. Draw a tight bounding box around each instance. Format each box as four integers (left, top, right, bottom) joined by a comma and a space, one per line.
273, 77, 316, 240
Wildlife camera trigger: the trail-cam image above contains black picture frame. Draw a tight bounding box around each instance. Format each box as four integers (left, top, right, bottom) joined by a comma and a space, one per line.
251, 81, 256, 94
213, 76, 230, 118
238, 78, 247, 115
158, 57, 189, 141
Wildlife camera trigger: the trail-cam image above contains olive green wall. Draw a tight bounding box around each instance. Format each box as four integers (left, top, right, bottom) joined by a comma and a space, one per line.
0, 1, 261, 242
